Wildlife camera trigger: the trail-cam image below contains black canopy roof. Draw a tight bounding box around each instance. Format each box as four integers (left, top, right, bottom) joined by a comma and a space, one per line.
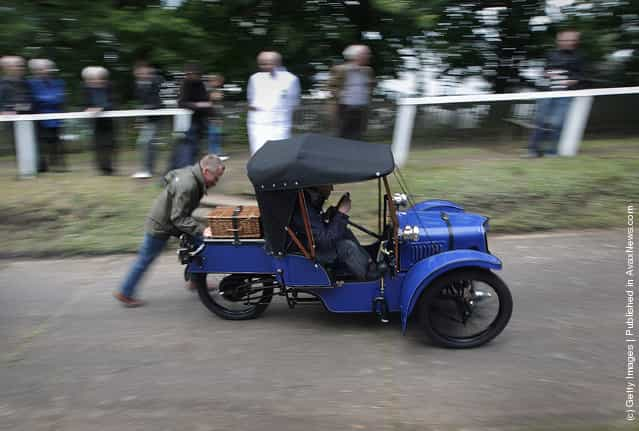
246, 134, 395, 255
247, 134, 395, 191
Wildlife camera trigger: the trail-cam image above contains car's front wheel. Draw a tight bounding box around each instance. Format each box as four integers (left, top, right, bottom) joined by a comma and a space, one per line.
194, 273, 275, 320
418, 268, 512, 348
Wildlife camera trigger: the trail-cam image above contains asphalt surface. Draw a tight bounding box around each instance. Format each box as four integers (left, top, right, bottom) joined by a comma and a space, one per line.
0, 230, 633, 430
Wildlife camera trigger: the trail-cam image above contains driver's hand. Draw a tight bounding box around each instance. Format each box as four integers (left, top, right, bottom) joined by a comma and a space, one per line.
338, 195, 351, 214
203, 226, 213, 237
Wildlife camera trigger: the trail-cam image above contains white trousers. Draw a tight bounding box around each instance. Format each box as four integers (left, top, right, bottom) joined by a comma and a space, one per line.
248, 122, 291, 155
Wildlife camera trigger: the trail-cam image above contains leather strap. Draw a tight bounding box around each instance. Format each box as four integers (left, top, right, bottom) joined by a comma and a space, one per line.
297, 191, 316, 259
232, 206, 242, 245
286, 226, 311, 259
440, 211, 454, 250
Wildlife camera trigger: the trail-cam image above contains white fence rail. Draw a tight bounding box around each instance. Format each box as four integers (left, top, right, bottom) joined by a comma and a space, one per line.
0, 109, 192, 178
392, 86, 639, 167
3, 87, 639, 176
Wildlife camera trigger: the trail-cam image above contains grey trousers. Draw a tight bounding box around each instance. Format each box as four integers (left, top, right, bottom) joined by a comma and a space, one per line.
317, 229, 371, 280
335, 239, 370, 280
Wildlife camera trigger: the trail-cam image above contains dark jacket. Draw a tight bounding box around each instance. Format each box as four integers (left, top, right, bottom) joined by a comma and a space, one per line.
545, 49, 585, 89
178, 78, 210, 123
135, 77, 162, 122
28, 77, 65, 128
0, 78, 33, 113
135, 77, 162, 109
291, 189, 349, 253
84, 84, 114, 111
144, 163, 207, 238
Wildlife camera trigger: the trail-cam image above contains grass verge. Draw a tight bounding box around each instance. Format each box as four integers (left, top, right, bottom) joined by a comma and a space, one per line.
0, 138, 637, 257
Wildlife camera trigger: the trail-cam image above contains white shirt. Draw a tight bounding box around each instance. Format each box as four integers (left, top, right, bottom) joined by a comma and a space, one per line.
340, 68, 370, 106
247, 69, 300, 125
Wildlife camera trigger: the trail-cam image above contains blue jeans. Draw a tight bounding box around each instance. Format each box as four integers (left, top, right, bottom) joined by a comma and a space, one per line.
208, 124, 223, 155
119, 233, 169, 298
528, 97, 572, 155
184, 120, 206, 165
136, 121, 157, 173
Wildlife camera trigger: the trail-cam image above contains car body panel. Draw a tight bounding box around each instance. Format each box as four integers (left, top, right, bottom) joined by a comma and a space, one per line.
189, 241, 274, 274
310, 275, 404, 313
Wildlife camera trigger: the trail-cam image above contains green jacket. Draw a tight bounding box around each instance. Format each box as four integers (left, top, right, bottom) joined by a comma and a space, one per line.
144, 164, 207, 238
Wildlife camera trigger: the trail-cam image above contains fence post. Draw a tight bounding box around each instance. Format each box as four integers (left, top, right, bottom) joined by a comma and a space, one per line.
558, 96, 594, 156
173, 110, 192, 133
14, 120, 38, 178
391, 104, 417, 167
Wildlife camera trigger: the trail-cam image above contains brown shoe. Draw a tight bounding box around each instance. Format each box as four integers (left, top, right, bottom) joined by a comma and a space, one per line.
113, 292, 145, 308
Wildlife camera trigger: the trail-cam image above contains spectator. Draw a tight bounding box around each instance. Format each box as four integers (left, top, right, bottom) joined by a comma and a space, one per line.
204, 73, 228, 160
28, 58, 66, 172
0, 55, 32, 115
114, 154, 225, 307
328, 45, 375, 140
247, 51, 300, 154
526, 30, 584, 158
83, 66, 116, 175
176, 63, 211, 168
132, 62, 163, 179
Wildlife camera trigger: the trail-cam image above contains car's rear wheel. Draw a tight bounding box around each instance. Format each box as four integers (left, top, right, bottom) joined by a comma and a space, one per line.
194, 273, 274, 320
418, 268, 512, 348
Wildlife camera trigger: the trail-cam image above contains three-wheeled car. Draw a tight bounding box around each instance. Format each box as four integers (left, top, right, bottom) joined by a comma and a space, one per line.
181, 134, 512, 348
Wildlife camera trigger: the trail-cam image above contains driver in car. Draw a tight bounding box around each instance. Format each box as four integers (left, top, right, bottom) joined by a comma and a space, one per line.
292, 185, 378, 281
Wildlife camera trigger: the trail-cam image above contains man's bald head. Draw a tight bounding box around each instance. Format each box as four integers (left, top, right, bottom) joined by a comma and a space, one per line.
257, 51, 279, 73
343, 44, 371, 66
2, 55, 25, 78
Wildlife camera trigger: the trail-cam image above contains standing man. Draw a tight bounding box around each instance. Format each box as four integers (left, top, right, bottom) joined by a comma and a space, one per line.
0, 56, 32, 115
328, 44, 375, 140
527, 30, 584, 157
176, 63, 211, 168
204, 73, 228, 159
114, 154, 225, 307
28, 58, 66, 172
132, 62, 163, 179
82, 66, 116, 175
247, 51, 300, 155
0, 56, 33, 174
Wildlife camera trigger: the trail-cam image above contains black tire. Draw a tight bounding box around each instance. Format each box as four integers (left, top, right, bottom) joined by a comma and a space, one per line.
194, 273, 274, 320
418, 268, 512, 348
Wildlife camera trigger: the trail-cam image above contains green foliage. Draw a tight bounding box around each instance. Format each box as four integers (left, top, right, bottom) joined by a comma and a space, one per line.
0, 0, 637, 103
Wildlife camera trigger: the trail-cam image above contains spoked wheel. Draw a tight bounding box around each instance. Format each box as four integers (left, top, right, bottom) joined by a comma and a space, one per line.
418, 268, 512, 348
193, 273, 275, 320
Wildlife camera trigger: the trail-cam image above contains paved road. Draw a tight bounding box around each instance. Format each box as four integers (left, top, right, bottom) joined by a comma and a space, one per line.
0, 231, 632, 430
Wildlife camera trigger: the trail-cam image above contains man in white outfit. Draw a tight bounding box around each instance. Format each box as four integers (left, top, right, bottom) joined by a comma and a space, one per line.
247, 51, 300, 155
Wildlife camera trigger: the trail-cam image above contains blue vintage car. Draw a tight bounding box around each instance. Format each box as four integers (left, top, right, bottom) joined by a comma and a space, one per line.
182, 134, 512, 348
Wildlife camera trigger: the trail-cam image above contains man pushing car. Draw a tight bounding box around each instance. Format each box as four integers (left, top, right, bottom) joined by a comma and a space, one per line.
113, 154, 225, 307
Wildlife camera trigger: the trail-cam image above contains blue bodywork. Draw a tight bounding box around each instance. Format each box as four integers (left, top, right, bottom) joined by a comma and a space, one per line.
189, 199, 501, 330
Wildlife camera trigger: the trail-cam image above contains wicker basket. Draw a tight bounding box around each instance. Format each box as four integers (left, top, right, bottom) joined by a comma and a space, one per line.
207, 206, 262, 239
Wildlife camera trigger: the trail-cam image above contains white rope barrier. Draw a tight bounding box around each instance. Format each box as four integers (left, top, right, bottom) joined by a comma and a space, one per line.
1, 109, 192, 178
392, 86, 639, 166
397, 86, 639, 106
0, 108, 191, 122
